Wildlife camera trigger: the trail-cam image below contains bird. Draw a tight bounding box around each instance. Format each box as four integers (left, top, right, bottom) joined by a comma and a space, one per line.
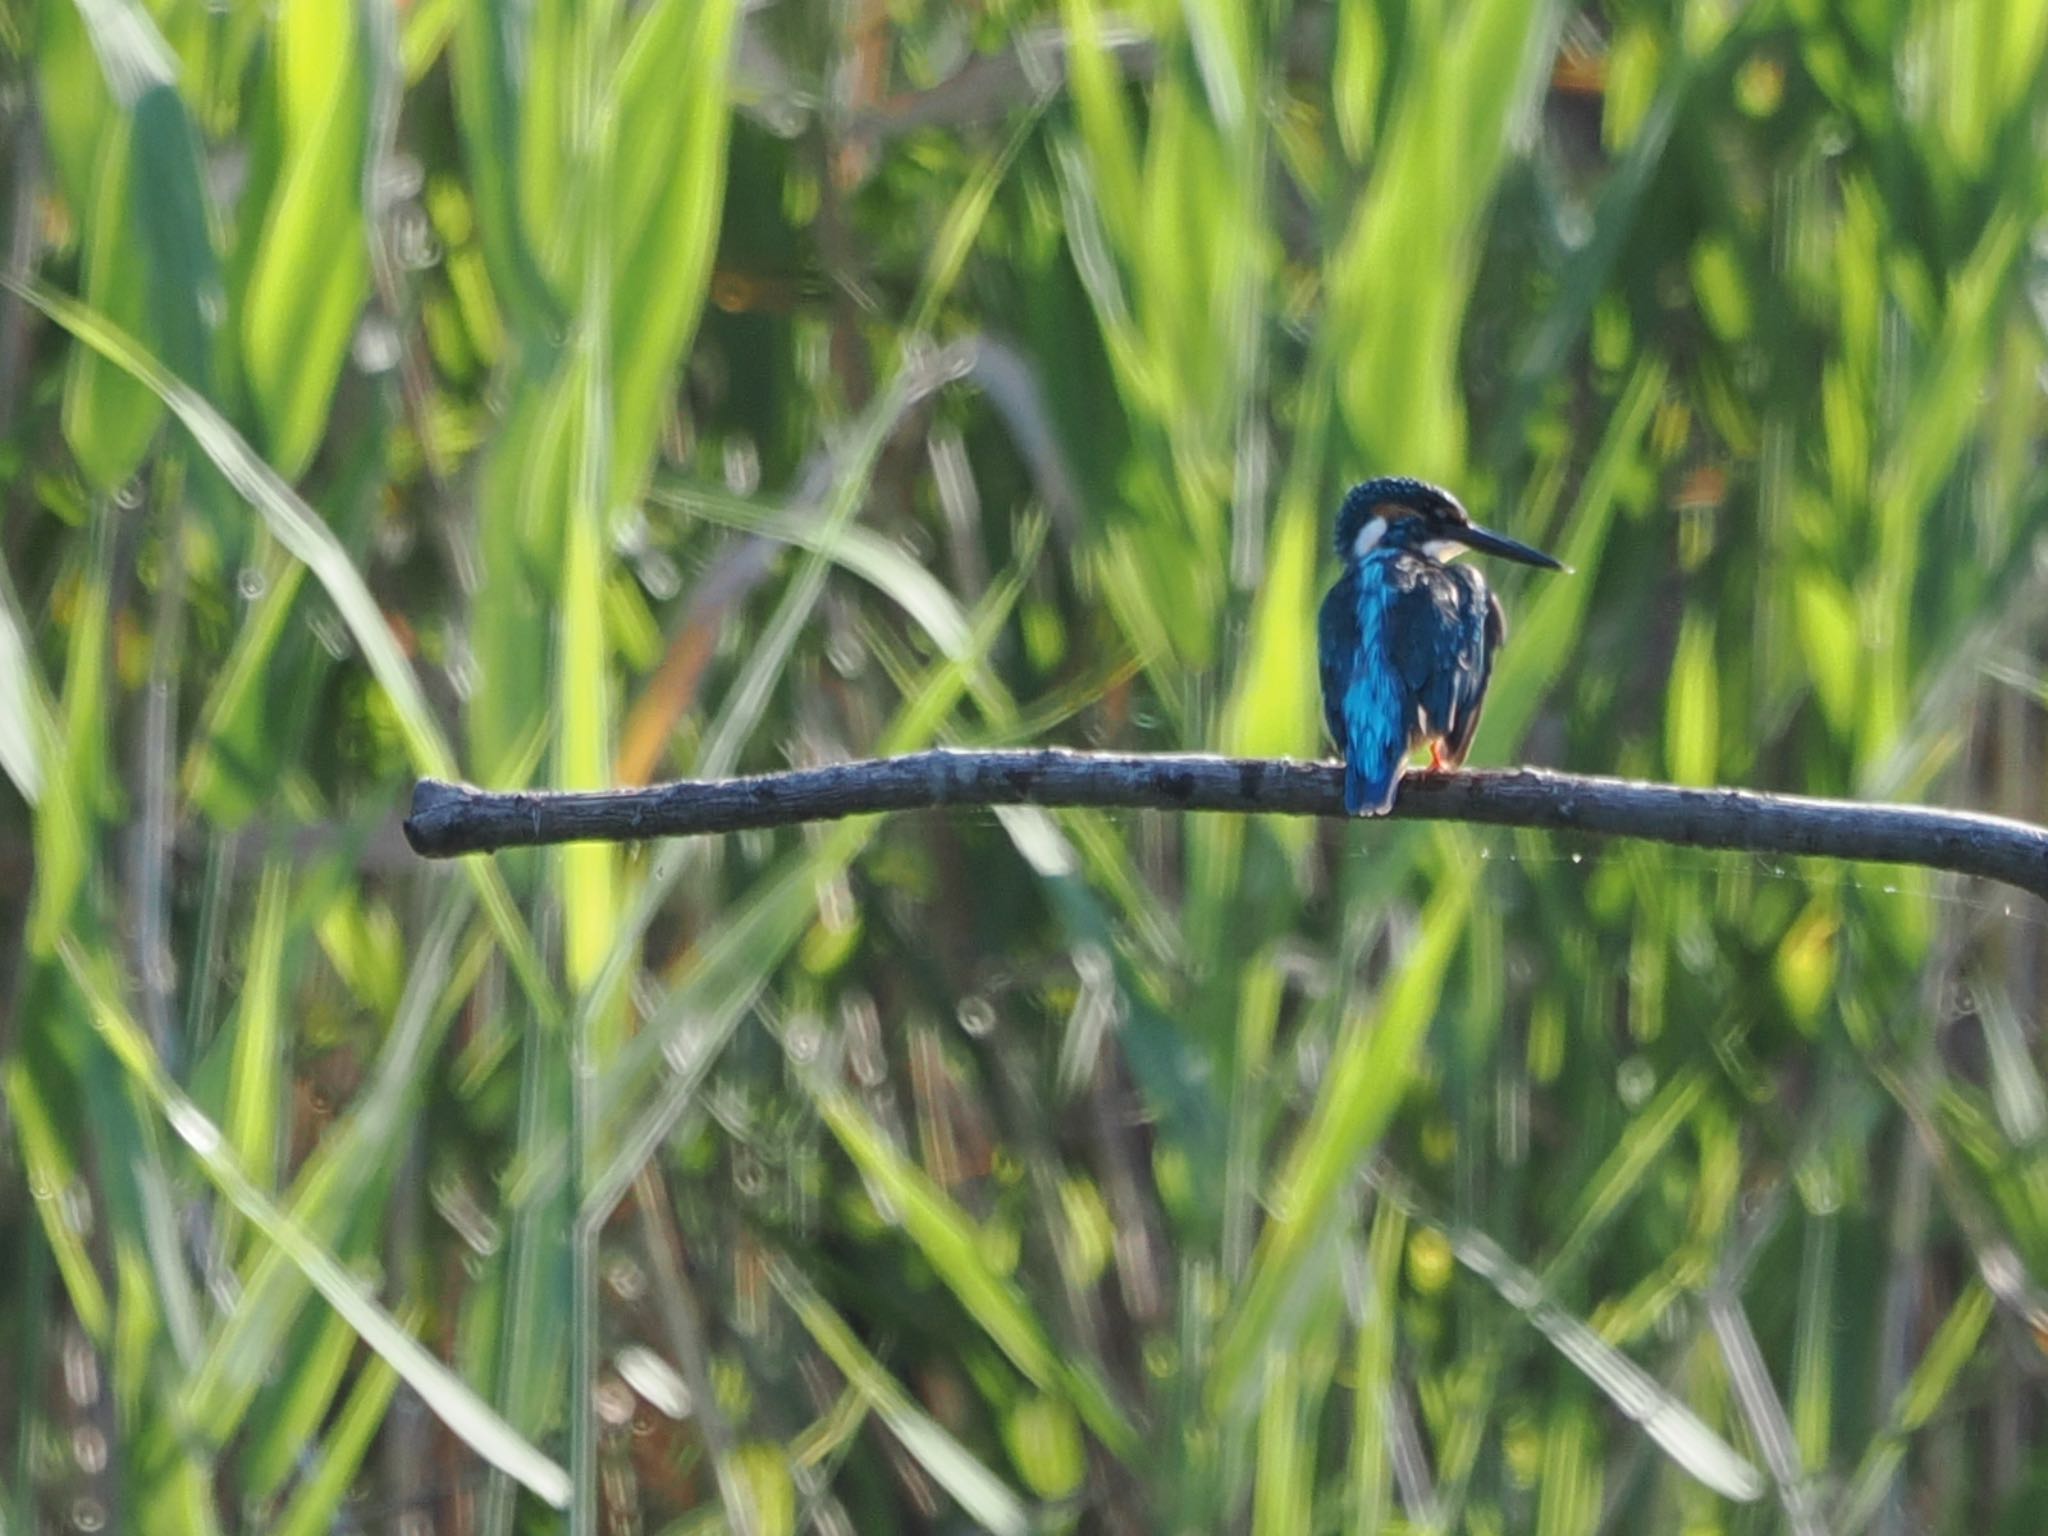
1318, 476, 1567, 816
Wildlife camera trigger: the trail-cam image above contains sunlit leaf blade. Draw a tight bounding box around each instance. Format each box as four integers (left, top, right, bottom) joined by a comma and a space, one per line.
1348, 1197, 1406, 1535
34, 0, 116, 213
1534, 1400, 1602, 1536
1326, 0, 1564, 475
0, 568, 40, 802
1665, 611, 1719, 786
28, 505, 116, 954
447, 0, 558, 337
1789, 1209, 1837, 1475
556, 228, 619, 1025
239, 0, 371, 479
239, 1306, 361, 1502
1252, 1351, 1311, 1536
608, 0, 739, 504
222, 857, 290, 1220
1057, 0, 1144, 256
1224, 488, 1321, 767
6, 1028, 113, 1339
269, 1335, 404, 1536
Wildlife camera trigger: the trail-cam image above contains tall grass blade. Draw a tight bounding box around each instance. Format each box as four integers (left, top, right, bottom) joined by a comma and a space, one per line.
239, 0, 371, 478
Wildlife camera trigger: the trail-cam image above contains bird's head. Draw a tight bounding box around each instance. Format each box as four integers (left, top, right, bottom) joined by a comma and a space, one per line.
1334, 476, 1568, 572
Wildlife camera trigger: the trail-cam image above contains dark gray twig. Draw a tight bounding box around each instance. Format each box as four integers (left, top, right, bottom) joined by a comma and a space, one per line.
402, 749, 2048, 903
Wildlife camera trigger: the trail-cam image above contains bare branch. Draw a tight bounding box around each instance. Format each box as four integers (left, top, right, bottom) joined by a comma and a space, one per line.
402, 749, 2048, 903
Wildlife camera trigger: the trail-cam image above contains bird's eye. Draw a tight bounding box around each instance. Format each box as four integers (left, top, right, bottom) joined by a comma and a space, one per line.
1352, 515, 1387, 559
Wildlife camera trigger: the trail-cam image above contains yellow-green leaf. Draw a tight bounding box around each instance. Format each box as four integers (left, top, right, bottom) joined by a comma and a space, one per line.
63, 126, 161, 487
608, 0, 740, 504
1664, 608, 1719, 786
240, 0, 370, 479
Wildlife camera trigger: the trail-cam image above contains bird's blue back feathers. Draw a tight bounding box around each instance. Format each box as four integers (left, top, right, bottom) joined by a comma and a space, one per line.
1318, 557, 1409, 815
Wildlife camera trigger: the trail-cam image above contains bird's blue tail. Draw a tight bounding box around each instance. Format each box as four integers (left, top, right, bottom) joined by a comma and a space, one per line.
1344, 753, 1401, 817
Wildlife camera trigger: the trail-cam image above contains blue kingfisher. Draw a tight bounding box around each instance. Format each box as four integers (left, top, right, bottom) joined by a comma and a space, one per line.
1318, 476, 1566, 816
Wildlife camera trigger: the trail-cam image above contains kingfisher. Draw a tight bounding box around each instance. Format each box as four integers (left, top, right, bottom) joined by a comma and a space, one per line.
1318, 476, 1566, 816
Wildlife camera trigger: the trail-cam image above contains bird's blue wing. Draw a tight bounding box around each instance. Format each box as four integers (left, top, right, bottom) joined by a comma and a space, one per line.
1442, 577, 1504, 767
1383, 557, 1498, 760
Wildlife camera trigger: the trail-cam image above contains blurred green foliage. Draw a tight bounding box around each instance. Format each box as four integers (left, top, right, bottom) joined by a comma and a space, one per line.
4, 0, 2048, 1531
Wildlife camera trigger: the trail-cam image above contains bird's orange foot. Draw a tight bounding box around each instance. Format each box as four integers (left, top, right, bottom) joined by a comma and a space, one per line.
1427, 742, 1446, 772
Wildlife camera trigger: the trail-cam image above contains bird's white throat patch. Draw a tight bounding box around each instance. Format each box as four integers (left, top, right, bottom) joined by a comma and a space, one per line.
1351, 515, 1388, 559
1421, 537, 1468, 560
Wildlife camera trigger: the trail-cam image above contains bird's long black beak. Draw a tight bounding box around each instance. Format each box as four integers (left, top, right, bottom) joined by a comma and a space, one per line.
1461, 521, 1570, 572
